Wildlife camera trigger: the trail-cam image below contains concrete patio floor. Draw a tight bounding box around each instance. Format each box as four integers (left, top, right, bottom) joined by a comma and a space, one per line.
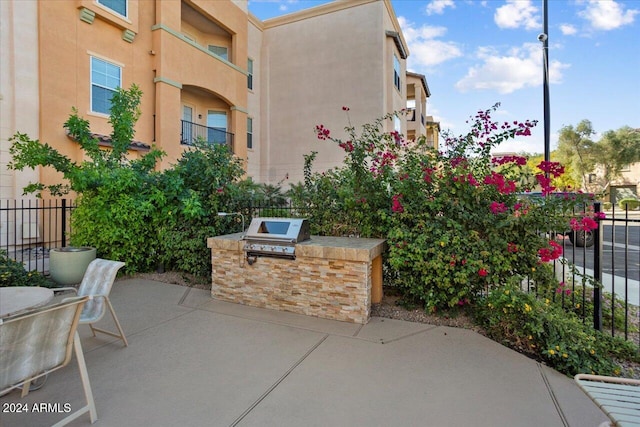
1, 278, 610, 427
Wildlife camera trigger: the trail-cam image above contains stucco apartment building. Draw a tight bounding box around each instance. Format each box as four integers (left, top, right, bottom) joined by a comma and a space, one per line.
1, 0, 436, 247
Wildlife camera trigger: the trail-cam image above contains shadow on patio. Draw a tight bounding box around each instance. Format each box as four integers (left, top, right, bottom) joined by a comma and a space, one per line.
1, 278, 609, 426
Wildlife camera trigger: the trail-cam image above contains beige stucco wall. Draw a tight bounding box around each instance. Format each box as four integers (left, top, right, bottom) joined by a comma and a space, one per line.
0, 0, 40, 201
256, 0, 407, 185
246, 17, 263, 180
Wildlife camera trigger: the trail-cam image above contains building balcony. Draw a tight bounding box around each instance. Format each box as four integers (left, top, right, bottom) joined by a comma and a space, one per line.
407, 108, 424, 125
181, 120, 234, 151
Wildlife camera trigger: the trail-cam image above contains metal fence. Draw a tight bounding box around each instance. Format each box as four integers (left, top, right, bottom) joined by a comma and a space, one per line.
2, 198, 638, 343
545, 202, 640, 345
0, 199, 75, 274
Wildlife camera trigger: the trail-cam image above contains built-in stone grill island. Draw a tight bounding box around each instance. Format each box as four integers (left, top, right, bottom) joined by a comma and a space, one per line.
207, 218, 385, 324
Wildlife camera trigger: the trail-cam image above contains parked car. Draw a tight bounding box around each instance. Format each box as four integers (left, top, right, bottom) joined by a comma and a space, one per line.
519, 192, 596, 248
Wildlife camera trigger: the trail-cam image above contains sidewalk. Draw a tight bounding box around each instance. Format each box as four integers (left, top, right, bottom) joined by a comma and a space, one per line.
1, 279, 609, 426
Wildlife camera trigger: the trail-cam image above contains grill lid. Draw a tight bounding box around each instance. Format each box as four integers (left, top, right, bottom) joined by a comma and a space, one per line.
243, 217, 310, 244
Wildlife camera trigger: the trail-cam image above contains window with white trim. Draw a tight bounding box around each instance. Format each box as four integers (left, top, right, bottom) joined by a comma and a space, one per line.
208, 45, 228, 61
97, 0, 127, 17
248, 58, 254, 90
91, 57, 121, 115
393, 54, 401, 91
207, 111, 227, 144
247, 117, 253, 149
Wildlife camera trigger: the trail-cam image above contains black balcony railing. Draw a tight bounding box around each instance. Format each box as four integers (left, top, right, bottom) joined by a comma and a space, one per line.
181, 120, 234, 152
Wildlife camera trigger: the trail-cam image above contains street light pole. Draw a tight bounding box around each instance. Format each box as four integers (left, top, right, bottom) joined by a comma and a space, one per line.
542, 0, 550, 164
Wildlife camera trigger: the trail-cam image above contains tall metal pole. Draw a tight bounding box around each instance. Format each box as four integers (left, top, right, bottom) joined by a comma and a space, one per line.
542, 0, 550, 163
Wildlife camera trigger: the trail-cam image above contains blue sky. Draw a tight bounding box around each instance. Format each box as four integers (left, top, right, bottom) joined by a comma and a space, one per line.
248, 0, 639, 155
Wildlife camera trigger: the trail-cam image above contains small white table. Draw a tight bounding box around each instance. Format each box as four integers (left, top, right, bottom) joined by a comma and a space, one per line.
0, 286, 54, 318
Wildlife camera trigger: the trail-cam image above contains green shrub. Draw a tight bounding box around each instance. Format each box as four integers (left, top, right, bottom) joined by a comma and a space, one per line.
603, 202, 612, 210
0, 250, 53, 288
9, 85, 167, 274
554, 283, 640, 334
474, 285, 639, 376
618, 198, 639, 210
156, 139, 247, 276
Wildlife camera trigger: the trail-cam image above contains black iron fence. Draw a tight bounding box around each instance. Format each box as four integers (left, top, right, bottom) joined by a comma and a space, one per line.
544, 202, 640, 345
0, 199, 75, 274
2, 198, 638, 343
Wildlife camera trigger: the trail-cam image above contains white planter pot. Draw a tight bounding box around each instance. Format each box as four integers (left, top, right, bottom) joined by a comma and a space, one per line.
49, 247, 97, 286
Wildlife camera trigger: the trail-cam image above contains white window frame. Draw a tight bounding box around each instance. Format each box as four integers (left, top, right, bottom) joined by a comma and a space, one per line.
247, 117, 253, 149
248, 58, 254, 90
393, 54, 401, 91
90, 56, 121, 115
207, 110, 228, 145
97, 0, 127, 18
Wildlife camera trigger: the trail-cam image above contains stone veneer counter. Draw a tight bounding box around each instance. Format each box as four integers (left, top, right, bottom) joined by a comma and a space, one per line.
207, 234, 385, 324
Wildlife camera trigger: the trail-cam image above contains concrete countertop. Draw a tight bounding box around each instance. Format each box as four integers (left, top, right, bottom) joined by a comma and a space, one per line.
207, 234, 386, 262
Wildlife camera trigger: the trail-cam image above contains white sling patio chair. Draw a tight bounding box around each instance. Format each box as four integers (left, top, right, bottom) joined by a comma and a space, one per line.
0, 296, 98, 426
574, 373, 640, 427
57, 258, 128, 347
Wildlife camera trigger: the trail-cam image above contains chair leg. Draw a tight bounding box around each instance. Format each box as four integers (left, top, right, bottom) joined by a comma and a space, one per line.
51, 332, 97, 426
75, 332, 97, 423
21, 380, 31, 398
89, 297, 128, 347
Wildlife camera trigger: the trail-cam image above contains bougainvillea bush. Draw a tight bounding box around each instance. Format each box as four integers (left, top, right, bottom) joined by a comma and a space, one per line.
294, 103, 601, 312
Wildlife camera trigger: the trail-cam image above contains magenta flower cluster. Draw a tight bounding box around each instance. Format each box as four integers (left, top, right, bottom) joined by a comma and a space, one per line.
538, 240, 563, 263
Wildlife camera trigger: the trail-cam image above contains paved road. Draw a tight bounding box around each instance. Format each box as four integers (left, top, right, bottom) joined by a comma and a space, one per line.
561, 222, 639, 304
562, 224, 639, 281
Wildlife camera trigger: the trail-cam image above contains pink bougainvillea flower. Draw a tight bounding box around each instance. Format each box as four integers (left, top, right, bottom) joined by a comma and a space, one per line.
570, 217, 599, 231
342, 106, 350, 111
491, 155, 527, 166
537, 161, 565, 178
535, 174, 556, 196
478, 268, 488, 277
392, 194, 404, 213
338, 141, 354, 152
538, 240, 563, 263
315, 124, 331, 140
490, 201, 507, 214
484, 171, 517, 195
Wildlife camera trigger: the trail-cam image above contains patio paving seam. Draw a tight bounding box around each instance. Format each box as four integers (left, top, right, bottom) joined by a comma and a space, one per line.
538, 362, 570, 427
378, 324, 440, 344
228, 334, 329, 427
178, 287, 191, 305
82, 307, 200, 355
190, 303, 438, 345
351, 322, 365, 337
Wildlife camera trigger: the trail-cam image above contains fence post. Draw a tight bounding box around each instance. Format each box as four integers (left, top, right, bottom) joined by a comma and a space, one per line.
593, 201, 602, 331
61, 199, 67, 247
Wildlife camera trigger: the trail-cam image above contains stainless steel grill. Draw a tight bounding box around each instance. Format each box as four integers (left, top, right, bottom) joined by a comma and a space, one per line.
243, 217, 310, 260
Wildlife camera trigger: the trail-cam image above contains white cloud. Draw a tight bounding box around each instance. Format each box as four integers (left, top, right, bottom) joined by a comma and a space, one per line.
455, 43, 570, 94
397, 16, 463, 70
425, 0, 456, 16
494, 0, 540, 30
560, 24, 578, 35
578, 0, 639, 30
